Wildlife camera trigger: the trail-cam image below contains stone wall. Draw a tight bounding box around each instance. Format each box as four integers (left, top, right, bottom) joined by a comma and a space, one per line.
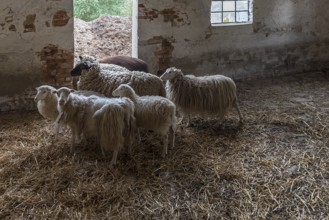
0, 0, 73, 112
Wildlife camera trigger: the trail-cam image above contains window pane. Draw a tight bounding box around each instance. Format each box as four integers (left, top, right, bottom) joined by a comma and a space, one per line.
211, 1, 222, 12
210, 0, 253, 24
223, 1, 235, 11
237, 1, 248, 10
237, 11, 248, 22
211, 12, 222, 23
223, 12, 235, 22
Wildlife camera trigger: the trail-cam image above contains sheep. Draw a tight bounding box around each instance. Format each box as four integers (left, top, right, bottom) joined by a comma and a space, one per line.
112, 84, 176, 158
70, 55, 166, 98
55, 87, 136, 166
35, 84, 106, 133
71, 56, 129, 90
160, 67, 243, 126
98, 55, 149, 73
34, 85, 105, 121
34, 85, 58, 122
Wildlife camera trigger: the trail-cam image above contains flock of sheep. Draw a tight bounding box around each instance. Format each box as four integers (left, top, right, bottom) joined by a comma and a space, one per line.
34, 55, 243, 166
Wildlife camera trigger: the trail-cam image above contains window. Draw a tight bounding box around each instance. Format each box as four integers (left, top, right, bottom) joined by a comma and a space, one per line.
211, 0, 253, 25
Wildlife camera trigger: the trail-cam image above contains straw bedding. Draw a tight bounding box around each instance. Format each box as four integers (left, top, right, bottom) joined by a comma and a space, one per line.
0, 71, 328, 219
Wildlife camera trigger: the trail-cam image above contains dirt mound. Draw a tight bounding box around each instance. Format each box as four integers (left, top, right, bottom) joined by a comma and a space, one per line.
74, 15, 132, 61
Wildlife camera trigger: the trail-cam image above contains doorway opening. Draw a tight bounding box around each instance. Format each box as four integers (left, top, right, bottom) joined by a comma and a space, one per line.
73, 0, 138, 61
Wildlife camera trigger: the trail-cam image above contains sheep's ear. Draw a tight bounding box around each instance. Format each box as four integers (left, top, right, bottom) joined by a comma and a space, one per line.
79, 55, 83, 60
52, 90, 58, 94
85, 61, 92, 69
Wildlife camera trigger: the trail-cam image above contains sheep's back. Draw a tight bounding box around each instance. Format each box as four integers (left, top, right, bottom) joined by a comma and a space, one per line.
79, 67, 166, 98
166, 75, 237, 118
99, 56, 149, 73
135, 96, 176, 133
93, 102, 125, 152
129, 71, 166, 97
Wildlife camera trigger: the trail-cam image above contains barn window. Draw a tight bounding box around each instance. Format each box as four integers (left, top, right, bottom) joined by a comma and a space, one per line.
211, 0, 253, 25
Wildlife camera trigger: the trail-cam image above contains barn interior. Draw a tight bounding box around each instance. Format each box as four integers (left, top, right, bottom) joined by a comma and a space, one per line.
0, 0, 328, 219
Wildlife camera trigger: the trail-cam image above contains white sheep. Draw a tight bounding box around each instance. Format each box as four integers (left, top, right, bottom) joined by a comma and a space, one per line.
55, 87, 136, 166
112, 84, 176, 158
35, 85, 105, 121
160, 67, 243, 126
35, 84, 106, 134
34, 85, 58, 122
70, 55, 166, 98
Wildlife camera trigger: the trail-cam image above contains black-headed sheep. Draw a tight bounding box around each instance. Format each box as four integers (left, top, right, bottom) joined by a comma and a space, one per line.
71, 55, 166, 97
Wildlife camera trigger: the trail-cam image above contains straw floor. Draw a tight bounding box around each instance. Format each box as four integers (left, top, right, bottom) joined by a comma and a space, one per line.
0, 71, 328, 219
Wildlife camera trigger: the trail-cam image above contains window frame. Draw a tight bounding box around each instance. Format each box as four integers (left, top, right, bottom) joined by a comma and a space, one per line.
211, 0, 253, 25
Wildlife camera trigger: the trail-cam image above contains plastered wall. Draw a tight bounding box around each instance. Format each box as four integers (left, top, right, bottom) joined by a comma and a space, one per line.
137, 0, 329, 79
0, 0, 73, 112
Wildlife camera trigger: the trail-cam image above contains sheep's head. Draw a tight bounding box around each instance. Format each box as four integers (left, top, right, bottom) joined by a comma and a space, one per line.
53, 87, 75, 107
34, 85, 56, 102
79, 55, 97, 63
112, 84, 134, 97
160, 67, 181, 81
70, 61, 92, 76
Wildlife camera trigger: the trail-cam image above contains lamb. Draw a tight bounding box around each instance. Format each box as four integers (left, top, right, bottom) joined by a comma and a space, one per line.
70, 55, 166, 98
160, 67, 243, 125
34, 85, 58, 122
55, 87, 136, 166
112, 84, 176, 158
34, 85, 105, 122
34, 85, 105, 132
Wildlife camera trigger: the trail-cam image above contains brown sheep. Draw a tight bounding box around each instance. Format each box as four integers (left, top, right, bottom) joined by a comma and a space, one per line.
98, 56, 149, 73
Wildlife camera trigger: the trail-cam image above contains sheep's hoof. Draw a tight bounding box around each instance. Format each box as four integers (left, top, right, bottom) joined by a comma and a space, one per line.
109, 162, 117, 169
161, 150, 167, 158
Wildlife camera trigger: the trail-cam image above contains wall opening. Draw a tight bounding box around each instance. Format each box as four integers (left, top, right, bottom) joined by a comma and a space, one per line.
73, 0, 136, 61
211, 0, 253, 25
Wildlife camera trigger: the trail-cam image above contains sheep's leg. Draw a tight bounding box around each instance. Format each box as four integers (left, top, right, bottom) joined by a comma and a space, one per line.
234, 102, 243, 125
70, 127, 78, 153
168, 126, 175, 149
161, 134, 168, 158
53, 112, 63, 136
127, 137, 134, 155
137, 128, 141, 143
187, 114, 191, 126
110, 150, 118, 166
100, 145, 106, 158
127, 144, 133, 155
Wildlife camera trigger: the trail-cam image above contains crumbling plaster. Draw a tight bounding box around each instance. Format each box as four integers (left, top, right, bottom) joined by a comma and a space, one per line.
0, 0, 73, 111
137, 0, 329, 79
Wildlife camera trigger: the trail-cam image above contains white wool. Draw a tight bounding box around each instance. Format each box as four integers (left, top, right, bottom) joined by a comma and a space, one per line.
113, 84, 176, 157
75, 55, 166, 98
34, 85, 58, 122
55, 87, 136, 166
160, 67, 243, 125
